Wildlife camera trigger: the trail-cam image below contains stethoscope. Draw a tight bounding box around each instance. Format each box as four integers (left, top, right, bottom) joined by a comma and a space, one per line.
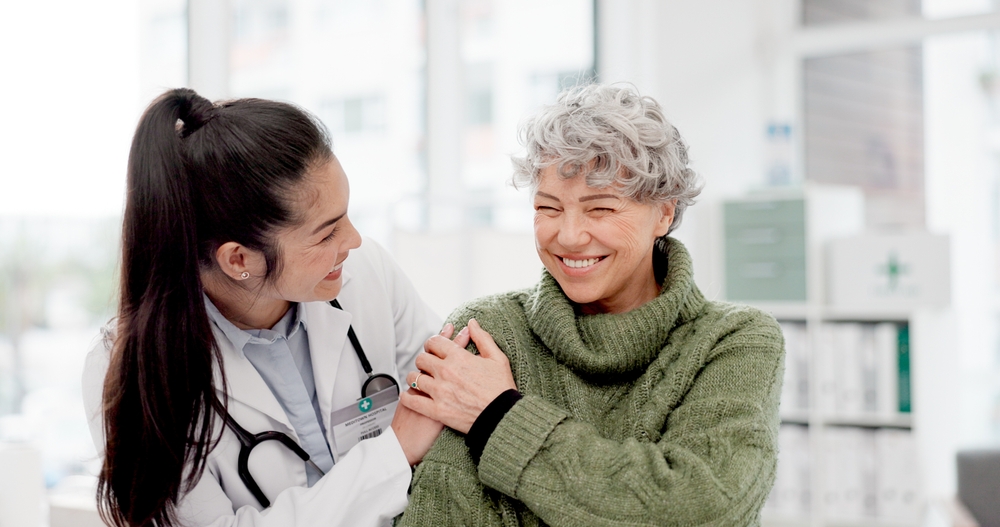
223, 299, 400, 508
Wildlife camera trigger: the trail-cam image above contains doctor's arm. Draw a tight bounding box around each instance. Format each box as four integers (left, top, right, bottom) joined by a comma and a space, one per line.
174, 427, 413, 527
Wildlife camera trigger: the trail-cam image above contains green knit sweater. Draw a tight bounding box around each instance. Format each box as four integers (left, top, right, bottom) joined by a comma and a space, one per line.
398, 238, 785, 527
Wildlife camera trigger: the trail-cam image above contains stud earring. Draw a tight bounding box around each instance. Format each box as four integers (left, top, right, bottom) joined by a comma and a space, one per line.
240, 271, 250, 280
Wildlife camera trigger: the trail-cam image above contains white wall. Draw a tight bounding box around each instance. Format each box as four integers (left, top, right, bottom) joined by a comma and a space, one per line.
597, 0, 797, 300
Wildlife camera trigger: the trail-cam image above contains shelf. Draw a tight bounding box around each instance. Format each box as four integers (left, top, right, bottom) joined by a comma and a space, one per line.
739, 302, 913, 322
780, 411, 810, 425
761, 514, 809, 527
739, 301, 809, 320
822, 414, 912, 429
818, 306, 913, 322
763, 513, 919, 527
824, 519, 919, 527
778, 413, 913, 428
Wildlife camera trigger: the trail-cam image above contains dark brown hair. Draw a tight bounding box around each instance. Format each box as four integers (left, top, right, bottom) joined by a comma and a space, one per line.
98, 88, 331, 527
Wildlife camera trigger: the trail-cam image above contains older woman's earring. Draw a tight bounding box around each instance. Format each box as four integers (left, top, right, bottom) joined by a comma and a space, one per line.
240, 271, 250, 280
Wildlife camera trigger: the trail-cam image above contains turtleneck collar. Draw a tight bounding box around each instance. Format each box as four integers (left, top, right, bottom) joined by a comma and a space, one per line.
523, 237, 706, 380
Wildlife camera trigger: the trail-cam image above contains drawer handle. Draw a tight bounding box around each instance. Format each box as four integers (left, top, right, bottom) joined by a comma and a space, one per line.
740, 262, 783, 278
739, 228, 782, 245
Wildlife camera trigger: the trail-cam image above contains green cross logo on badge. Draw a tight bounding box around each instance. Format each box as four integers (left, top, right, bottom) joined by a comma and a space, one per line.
358, 397, 373, 413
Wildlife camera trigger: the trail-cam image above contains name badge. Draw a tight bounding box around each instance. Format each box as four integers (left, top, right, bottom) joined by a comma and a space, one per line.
330, 386, 399, 458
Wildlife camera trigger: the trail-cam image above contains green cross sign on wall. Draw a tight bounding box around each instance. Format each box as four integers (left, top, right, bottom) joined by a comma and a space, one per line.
877, 252, 909, 291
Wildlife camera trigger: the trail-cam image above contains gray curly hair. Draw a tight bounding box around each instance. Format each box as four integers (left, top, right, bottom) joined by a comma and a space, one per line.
512, 84, 702, 233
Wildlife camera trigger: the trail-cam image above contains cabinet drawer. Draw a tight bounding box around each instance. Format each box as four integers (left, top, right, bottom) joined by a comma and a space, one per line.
724, 199, 805, 228
725, 257, 807, 301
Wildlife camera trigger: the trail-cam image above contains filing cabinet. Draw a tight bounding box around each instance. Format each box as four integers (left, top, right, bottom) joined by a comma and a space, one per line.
724, 198, 807, 301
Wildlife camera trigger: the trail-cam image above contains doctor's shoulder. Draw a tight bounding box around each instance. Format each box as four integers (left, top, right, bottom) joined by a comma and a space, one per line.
81, 321, 119, 452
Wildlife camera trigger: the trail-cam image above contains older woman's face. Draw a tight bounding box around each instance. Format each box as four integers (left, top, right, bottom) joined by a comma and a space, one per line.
533, 166, 675, 315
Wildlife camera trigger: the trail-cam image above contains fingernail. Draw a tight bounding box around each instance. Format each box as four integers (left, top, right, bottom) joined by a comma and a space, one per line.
440, 322, 453, 335
458, 326, 469, 336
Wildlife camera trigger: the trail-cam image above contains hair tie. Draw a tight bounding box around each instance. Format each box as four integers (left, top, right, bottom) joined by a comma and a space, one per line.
178, 92, 218, 138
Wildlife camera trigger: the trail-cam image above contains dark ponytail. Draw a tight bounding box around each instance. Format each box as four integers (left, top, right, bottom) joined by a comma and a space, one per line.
98, 88, 331, 527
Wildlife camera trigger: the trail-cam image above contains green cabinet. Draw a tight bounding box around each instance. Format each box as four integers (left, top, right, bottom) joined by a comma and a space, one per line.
724, 198, 807, 301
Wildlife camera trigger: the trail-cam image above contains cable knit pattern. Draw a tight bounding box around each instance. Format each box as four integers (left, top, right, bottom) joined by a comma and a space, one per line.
398, 238, 785, 527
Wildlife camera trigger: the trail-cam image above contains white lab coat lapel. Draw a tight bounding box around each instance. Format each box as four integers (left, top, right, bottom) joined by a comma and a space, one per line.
304, 269, 355, 446
211, 325, 295, 433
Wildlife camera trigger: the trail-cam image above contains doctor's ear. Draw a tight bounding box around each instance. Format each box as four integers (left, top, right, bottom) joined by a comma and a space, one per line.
215, 242, 266, 281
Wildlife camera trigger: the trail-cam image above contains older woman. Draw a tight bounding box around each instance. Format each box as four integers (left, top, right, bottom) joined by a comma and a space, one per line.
397, 84, 784, 526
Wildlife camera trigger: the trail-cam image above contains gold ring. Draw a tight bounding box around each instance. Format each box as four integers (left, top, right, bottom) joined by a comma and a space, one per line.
411, 372, 423, 390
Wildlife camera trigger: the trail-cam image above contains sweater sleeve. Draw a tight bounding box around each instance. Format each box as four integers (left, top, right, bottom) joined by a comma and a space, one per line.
400, 309, 784, 527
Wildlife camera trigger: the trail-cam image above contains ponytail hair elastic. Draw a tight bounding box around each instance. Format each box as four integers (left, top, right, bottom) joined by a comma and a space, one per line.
177, 90, 218, 138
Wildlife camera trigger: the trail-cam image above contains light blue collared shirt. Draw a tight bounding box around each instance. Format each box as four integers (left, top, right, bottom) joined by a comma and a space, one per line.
205, 297, 335, 486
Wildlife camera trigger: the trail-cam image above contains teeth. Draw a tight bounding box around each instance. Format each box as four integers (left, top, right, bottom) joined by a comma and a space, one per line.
332, 262, 344, 272
561, 257, 601, 268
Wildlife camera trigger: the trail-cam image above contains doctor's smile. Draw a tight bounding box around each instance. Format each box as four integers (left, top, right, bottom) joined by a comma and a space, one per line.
325, 261, 345, 281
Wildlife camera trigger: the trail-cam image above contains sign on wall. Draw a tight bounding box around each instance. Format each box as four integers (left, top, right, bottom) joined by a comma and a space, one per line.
826, 233, 950, 309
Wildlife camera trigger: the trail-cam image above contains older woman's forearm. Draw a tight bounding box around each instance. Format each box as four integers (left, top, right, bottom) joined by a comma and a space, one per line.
474, 396, 778, 527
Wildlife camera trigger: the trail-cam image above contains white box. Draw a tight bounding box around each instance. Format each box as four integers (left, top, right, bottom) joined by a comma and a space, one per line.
0, 442, 43, 527
826, 233, 950, 310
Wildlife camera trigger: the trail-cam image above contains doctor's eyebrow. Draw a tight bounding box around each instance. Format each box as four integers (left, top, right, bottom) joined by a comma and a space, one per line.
311, 212, 347, 235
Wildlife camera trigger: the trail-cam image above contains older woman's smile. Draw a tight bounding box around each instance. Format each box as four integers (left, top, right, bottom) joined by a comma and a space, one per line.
559, 255, 607, 269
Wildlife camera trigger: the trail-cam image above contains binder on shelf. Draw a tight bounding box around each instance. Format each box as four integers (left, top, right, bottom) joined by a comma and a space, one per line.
778, 321, 809, 415
874, 322, 899, 417
765, 424, 811, 519
874, 428, 922, 522
823, 427, 877, 522
898, 324, 911, 414
816, 323, 838, 415
834, 323, 864, 415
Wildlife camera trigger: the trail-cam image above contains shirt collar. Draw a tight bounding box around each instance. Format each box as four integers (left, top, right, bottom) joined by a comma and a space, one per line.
204, 295, 306, 356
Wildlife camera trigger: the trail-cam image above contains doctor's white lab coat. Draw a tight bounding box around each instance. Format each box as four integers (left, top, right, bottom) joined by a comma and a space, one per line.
82, 238, 442, 527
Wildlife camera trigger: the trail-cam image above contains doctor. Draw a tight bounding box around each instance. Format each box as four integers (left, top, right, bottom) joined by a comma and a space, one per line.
82, 89, 454, 527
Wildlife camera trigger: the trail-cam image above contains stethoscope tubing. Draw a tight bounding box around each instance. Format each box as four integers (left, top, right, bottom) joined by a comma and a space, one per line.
221, 297, 398, 508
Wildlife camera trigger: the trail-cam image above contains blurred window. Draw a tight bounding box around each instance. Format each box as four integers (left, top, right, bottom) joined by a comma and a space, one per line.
803, 0, 921, 25
455, 0, 595, 230
228, 0, 594, 240
0, 0, 187, 489
230, 0, 426, 242
802, 0, 999, 24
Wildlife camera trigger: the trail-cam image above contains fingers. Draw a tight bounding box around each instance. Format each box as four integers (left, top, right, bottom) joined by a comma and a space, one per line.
399, 389, 438, 421
467, 319, 504, 361
414, 350, 443, 375
452, 325, 470, 348
405, 369, 436, 394
425, 324, 472, 360
424, 334, 463, 358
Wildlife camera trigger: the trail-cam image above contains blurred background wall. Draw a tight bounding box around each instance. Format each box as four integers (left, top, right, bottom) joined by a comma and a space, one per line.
3, 0, 1000, 525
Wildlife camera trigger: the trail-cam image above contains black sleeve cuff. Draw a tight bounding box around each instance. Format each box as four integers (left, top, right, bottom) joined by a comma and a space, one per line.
465, 389, 522, 465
